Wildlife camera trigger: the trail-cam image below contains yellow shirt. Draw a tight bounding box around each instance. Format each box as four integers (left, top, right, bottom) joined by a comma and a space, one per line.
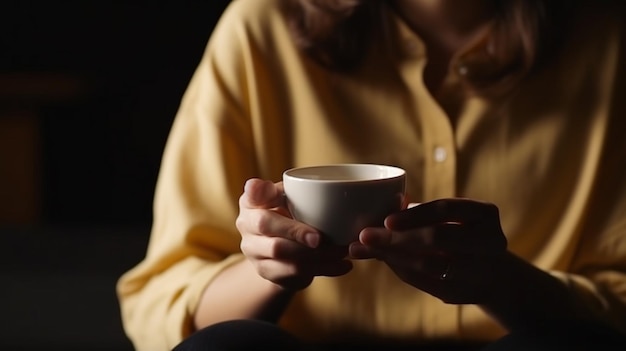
117, 0, 626, 349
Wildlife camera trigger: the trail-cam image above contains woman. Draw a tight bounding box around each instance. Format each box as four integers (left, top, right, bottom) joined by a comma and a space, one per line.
117, 0, 626, 350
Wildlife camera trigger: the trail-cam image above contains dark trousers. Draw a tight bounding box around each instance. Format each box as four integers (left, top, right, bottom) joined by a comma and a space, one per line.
173, 319, 626, 351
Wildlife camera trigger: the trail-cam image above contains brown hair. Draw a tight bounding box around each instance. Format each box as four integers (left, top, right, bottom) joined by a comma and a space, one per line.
287, 0, 577, 94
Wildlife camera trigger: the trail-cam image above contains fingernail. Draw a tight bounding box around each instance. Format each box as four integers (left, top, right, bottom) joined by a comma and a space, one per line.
349, 243, 369, 258
304, 233, 319, 248
243, 178, 255, 192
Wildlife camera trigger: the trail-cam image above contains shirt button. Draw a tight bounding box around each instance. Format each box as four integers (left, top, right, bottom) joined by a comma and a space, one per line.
457, 64, 469, 76
433, 147, 447, 163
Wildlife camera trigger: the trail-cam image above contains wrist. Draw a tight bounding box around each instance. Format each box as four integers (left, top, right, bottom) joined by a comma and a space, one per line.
479, 251, 582, 331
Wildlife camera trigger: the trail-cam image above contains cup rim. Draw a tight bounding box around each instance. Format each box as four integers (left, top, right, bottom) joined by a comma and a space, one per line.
283, 163, 406, 183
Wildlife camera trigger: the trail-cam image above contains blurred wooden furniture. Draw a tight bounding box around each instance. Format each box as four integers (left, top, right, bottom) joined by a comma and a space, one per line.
0, 72, 82, 225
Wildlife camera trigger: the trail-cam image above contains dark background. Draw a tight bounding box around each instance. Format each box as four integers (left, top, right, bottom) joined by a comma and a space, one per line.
1, 1, 231, 349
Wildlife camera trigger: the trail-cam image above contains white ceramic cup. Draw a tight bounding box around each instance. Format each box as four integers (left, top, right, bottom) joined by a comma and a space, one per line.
282, 164, 406, 246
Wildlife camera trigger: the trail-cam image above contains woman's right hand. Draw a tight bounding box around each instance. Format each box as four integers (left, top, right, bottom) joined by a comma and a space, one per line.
236, 178, 353, 290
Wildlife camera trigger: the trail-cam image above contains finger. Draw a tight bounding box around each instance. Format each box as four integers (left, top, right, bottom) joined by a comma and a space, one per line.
240, 178, 286, 209
237, 208, 321, 248
349, 242, 380, 259
358, 227, 393, 247
254, 259, 314, 290
242, 234, 348, 261
313, 259, 353, 277
384, 251, 452, 281
241, 234, 310, 260
359, 224, 471, 255
386, 198, 501, 230
391, 223, 470, 253
255, 258, 353, 288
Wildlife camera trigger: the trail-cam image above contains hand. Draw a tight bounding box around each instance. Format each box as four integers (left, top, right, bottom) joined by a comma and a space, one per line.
236, 178, 353, 290
349, 198, 507, 304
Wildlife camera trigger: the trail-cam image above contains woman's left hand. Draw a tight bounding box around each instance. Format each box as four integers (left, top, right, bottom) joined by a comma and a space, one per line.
349, 198, 508, 304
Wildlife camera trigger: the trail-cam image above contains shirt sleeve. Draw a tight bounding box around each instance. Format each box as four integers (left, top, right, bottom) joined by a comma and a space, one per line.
116, 3, 259, 350
566, 102, 626, 333
458, 23, 626, 338
560, 39, 626, 333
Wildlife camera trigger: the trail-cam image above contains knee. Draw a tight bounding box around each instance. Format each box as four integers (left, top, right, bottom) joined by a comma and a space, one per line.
173, 319, 304, 351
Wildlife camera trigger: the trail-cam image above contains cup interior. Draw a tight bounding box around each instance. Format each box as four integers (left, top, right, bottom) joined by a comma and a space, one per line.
284, 164, 405, 182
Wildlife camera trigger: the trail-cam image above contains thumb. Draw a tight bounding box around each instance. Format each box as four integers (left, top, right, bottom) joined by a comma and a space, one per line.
242, 178, 285, 209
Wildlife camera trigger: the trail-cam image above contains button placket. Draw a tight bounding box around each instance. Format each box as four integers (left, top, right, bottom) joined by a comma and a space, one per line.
390, 10, 456, 199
